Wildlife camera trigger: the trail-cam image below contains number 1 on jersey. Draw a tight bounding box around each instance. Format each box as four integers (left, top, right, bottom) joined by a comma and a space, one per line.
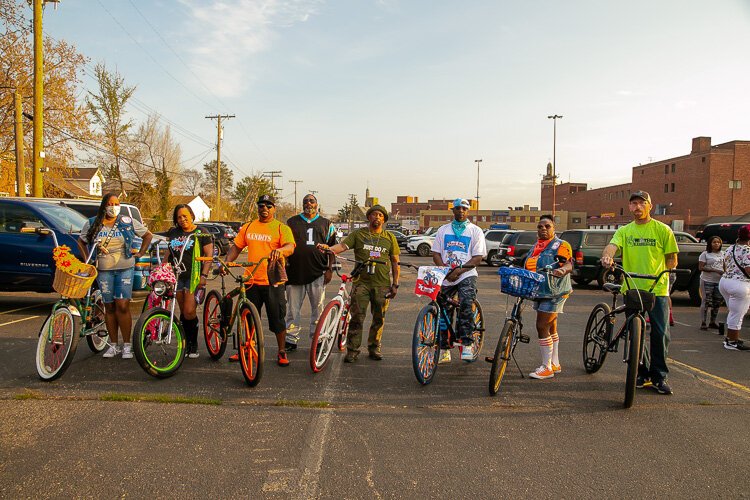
306, 227, 315, 245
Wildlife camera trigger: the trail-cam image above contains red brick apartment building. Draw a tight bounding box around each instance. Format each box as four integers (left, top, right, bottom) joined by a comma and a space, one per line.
541, 137, 750, 231
390, 196, 477, 219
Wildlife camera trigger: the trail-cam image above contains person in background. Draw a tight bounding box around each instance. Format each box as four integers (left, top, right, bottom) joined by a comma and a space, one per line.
698, 235, 724, 331
78, 193, 153, 359
718, 225, 750, 351
164, 204, 214, 358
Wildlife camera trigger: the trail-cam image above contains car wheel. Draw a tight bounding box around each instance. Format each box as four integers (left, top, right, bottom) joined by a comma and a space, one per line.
417, 243, 431, 257
486, 250, 498, 267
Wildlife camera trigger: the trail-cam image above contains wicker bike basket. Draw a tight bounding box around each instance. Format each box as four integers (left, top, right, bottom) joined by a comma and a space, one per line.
624, 289, 655, 312
53, 263, 98, 299
498, 267, 545, 299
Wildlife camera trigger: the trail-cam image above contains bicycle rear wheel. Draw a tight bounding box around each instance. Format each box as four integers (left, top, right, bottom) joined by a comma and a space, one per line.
238, 303, 264, 387
310, 299, 342, 373
203, 290, 227, 360
85, 289, 109, 353
36, 305, 80, 381
624, 315, 644, 409
582, 303, 611, 374
489, 320, 515, 396
412, 304, 439, 385
469, 299, 485, 361
133, 308, 185, 378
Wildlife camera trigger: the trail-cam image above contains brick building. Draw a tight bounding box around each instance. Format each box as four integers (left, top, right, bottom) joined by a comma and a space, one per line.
421, 207, 586, 231
541, 137, 750, 230
391, 196, 478, 219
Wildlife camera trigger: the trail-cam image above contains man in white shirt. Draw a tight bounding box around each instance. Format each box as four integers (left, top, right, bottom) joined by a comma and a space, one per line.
431, 198, 487, 362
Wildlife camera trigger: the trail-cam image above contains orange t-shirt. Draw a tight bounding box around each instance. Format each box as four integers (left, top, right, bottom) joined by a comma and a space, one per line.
525, 238, 572, 272
233, 219, 295, 285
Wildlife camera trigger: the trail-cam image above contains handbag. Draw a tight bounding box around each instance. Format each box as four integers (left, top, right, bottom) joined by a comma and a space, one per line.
730, 245, 750, 279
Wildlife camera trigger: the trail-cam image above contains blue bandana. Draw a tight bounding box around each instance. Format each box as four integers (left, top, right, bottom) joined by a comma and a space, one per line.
451, 219, 469, 237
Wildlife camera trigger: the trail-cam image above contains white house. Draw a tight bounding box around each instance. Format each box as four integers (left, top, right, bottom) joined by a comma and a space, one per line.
61, 167, 105, 198
173, 195, 211, 222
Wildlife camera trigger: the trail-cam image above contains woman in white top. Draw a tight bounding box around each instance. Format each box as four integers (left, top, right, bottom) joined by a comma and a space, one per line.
698, 236, 724, 330
718, 225, 750, 351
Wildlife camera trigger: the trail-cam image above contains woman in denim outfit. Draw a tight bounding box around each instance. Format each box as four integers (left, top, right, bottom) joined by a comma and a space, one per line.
78, 193, 152, 359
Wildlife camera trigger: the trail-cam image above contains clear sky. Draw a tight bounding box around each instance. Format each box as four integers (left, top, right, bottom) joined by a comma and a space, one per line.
44, 0, 750, 213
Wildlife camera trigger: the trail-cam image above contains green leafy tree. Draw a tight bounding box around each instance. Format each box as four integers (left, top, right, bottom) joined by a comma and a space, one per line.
202, 159, 233, 204
231, 174, 273, 221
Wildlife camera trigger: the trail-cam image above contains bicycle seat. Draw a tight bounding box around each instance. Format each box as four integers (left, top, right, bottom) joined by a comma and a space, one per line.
603, 283, 622, 294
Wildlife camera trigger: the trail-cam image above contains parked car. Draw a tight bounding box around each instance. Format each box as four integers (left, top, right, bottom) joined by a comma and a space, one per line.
495, 230, 538, 265
197, 222, 235, 255
0, 198, 87, 293
24, 197, 145, 224
559, 229, 617, 287
696, 222, 750, 244
205, 220, 243, 233
407, 234, 435, 257
388, 229, 408, 248
405, 226, 437, 247
484, 229, 520, 266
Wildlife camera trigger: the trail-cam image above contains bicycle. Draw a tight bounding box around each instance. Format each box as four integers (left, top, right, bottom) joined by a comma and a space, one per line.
201, 256, 267, 387
582, 264, 684, 408
411, 265, 485, 385
30, 227, 109, 381
488, 265, 555, 396
140, 241, 176, 315
131, 232, 200, 378
309, 255, 383, 373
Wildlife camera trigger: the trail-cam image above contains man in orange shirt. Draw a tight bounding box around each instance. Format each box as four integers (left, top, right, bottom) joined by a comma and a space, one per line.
226, 195, 296, 366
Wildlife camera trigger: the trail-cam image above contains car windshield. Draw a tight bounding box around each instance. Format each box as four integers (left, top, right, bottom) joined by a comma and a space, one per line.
36, 203, 87, 233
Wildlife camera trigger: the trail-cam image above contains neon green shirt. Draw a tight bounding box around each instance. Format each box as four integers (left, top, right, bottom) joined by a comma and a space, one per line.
609, 219, 679, 296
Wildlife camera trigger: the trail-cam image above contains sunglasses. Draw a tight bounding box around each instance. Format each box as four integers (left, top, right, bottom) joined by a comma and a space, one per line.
303, 199, 316, 204
257, 202, 274, 208
537, 224, 553, 229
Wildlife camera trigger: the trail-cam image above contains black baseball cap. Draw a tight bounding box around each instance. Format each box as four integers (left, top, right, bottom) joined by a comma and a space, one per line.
257, 194, 275, 206
629, 190, 651, 204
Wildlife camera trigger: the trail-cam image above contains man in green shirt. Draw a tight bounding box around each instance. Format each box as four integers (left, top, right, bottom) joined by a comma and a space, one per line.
317, 205, 400, 362
602, 190, 679, 395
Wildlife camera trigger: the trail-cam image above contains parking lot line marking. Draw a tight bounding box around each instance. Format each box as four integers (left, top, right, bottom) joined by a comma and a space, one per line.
0, 316, 40, 327
0, 303, 52, 316
669, 357, 750, 396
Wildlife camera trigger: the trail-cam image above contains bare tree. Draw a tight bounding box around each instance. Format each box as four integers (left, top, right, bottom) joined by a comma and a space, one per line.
176, 168, 204, 197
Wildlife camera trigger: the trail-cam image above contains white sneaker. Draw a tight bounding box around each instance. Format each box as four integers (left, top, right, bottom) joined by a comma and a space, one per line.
102, 345, 121, 358
438, 350, 451, 364
460, 343, 474, 362
121, 343, 133, 359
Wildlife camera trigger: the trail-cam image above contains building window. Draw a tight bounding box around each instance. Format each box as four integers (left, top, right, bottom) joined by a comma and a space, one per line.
641, 170, 644, 175
664, 184, 668, 193
671, 183, 675, 192
702, 156, 706, 163
620, 208, 623, 215
665, 165, 669, 174
671, 163, 675, 173
730, 180, 742, 189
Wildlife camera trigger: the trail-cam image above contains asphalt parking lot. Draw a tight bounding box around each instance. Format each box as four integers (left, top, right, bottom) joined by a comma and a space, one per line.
0, 255, 748, 498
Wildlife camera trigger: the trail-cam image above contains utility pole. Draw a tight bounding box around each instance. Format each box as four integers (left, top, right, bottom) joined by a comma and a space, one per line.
205, 114, 234, 219
263, 171, 283, 197
14, 89, 25, 197
547, 114, 563, 217
474, 159, 482, 209
289, 179, 302, 212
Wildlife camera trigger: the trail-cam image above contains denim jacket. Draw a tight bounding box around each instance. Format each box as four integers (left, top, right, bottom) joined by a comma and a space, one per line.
86, 215, 137, 252
525, 237, 572, 299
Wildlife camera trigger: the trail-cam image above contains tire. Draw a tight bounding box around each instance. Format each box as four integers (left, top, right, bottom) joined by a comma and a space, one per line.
624, 315, 644, 409
688, 276, 702, 307
573, 277, 592, 286
412, 304, 439, 385
597, 267, 623, 288
238, 303, 264, 387
489, 320, 514, 396
203, 290, 227, 360
337, 309, 350, 351
310, 299, 343, 373
36, 305, 80, 381
469, 299, 485, 361
582, 303, 611, 374
85, 289, 109, 353
417, 243, 431, 257
486, 250, 498, 267
133, 307, 185, 379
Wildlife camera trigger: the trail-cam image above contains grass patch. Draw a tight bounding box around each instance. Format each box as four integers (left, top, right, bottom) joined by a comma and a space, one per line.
14, 389, 44, 400
274, 399, 330, 408
99, 393, 221, 406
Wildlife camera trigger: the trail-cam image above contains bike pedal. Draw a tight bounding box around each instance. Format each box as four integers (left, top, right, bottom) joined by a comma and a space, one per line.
519, 334, 530, 344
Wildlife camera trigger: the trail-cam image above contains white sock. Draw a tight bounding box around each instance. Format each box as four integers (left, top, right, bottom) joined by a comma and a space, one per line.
539, 337, 553, 368
551, 332, 559, 366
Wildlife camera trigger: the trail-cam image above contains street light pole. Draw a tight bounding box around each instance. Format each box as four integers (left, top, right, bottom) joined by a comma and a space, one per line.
474, 159, 482, 209
547, 115, 563, 216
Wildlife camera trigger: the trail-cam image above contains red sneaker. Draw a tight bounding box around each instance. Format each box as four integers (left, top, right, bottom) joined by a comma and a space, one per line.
277, 351, 289, 367
228, 353, 239, 362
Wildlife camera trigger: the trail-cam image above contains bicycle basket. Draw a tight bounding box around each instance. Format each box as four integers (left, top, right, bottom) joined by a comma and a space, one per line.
52, 264, 98, 299
624, 289, 655, 312
498, 267, 545, 299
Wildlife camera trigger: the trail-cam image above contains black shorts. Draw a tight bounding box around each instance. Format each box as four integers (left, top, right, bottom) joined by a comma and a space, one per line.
246, 284, 287, 334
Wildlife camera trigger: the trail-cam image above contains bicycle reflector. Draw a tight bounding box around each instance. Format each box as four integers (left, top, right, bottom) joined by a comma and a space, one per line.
152, 281, 168, 296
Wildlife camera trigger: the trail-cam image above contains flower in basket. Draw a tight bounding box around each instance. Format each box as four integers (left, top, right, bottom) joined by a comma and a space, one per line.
53, 246, 92, 276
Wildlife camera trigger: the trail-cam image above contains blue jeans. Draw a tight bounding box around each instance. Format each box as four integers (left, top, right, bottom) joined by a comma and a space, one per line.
440, 276, 477, 344
639, 296, 670, 382
97, 267, 135, 303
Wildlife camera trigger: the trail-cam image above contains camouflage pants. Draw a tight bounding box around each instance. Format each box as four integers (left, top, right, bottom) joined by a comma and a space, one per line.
440, 276, 477, 343
347, 282, 391, 352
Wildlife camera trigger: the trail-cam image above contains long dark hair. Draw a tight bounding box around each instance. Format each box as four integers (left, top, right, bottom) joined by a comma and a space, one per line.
86, 192, 118, 243
705, 235, 722, 253
172, 204, 196, 226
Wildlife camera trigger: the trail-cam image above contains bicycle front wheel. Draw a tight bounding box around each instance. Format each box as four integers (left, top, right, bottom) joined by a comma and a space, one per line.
624, 315, 644, 409
203, 290, 227, 360
36, 305, 80, 381
133, 307, 185, 378
310, 299, 342, 373
582, 303, 611, 374
85, 289, 109, 353
238, 303, 264, 387
489, 320, 515, 396
469, 299, 485, 361
412, 304, 439, 385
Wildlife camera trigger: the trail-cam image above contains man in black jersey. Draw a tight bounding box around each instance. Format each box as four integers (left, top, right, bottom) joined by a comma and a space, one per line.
284, 194, 337, 351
